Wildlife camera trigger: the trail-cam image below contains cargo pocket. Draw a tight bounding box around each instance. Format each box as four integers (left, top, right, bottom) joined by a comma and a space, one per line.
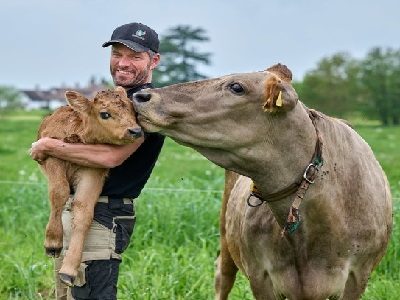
113, 215, 136, 254
74, 262, 88, 287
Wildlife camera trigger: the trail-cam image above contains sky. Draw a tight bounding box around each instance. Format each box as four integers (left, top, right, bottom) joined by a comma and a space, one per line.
1, 0, 400, 90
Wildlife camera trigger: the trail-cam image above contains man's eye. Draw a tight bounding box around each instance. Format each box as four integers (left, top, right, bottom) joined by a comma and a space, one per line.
100, 112, 111, 119
229, 83, 245, 95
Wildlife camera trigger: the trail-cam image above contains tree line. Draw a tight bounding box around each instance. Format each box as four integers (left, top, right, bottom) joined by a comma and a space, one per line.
295, 48, 400, 125
1, 25, 399, 126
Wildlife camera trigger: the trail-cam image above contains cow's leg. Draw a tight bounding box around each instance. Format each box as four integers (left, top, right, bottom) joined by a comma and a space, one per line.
43, 160, 70, 257
248, 274, 278, 300
214, 242, 238, 300
58, 169, 106, 287
340, 270, 370, 300
215, 170, 240, 300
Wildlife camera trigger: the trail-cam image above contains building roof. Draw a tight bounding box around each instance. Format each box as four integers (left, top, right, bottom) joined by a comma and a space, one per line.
21, 83, 110, 102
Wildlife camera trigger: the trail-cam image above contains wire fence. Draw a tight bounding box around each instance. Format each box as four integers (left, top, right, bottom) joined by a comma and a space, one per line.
0, 180, 224, 194
1, 180, 399, 202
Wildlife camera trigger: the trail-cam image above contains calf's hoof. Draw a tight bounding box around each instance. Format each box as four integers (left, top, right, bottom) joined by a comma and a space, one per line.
45, 247, 62, 258
59, 273, 75, 287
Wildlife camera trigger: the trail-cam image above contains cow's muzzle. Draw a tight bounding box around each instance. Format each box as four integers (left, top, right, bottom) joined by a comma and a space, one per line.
134, 92, 152, 103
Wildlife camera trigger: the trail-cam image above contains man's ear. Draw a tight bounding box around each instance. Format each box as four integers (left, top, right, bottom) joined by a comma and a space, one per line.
149, 53, 161, 71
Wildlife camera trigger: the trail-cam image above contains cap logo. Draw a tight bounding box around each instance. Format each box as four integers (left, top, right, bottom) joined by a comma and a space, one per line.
132, 30, 146, 40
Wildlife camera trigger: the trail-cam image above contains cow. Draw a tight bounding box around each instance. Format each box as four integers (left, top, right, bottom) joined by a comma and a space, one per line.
36, 87, 142, 286
132, 64, 393, 300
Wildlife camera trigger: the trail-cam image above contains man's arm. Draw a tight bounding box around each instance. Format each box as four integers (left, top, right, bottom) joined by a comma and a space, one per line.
30, 137, 144, 168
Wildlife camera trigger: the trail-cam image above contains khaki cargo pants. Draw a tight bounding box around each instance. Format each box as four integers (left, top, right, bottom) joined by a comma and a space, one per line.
55, 196, 135, 300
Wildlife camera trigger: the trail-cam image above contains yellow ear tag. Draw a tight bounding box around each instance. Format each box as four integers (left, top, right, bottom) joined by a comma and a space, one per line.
276, 91, 283, 107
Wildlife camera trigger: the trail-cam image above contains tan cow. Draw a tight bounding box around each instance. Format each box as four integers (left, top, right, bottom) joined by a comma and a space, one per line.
132, 64, 393, 300
36, 87, 142, 286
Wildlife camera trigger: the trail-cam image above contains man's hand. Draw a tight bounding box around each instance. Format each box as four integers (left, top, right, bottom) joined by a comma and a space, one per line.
29, 137, 53, 163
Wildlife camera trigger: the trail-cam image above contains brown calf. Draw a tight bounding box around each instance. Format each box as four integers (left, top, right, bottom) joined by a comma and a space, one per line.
36, 87, 142, 286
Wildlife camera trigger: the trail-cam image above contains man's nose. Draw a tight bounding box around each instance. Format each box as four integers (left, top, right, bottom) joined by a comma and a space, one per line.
118, 56, 131, 66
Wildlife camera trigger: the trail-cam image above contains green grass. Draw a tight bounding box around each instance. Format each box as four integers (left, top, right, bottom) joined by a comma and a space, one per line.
356, 125, 400, 198
0, 111, 399, 299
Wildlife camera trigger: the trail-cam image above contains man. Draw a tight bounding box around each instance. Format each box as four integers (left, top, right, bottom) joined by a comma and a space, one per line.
30, 22, 164, 300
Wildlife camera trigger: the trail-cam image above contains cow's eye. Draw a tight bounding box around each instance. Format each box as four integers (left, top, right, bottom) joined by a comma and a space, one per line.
100, 112, 111, 119
229, 82, 245, 95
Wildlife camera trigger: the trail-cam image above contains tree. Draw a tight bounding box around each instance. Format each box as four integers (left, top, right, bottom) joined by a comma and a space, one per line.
298, 52, 363, 118
0, 86, 22, 115
153, 25, 212, 87
359, 47, 400, 125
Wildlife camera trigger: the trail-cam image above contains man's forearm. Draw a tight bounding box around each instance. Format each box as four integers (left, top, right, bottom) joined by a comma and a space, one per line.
30, 137, 144, 168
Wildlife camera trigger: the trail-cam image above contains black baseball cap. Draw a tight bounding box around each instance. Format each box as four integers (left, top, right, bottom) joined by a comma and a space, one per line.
102, 22, 159, 53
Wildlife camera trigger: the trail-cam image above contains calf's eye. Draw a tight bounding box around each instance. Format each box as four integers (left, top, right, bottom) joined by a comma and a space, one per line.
100, 112, 111, 119
229, 83, 245, 95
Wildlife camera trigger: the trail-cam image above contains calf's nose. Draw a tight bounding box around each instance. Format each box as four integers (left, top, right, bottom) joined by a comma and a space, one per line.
134, 92, 152, 103
129, 127, 143, 138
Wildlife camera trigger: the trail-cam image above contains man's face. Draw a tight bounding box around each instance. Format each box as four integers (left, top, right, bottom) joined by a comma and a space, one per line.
110, 43, 158, 89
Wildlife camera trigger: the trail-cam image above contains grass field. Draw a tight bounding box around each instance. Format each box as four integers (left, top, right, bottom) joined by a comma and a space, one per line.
0, 110, 399, 299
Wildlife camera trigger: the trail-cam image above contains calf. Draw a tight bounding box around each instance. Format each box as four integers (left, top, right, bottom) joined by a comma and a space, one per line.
36, 87, 142, 286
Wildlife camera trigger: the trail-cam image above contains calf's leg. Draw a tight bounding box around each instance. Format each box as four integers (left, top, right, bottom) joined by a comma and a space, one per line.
58, 169, 106, 286
54, 255, 74, 300
42, 159, 70, 257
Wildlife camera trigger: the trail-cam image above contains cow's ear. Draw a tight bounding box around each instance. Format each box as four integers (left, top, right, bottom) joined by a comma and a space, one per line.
65, 91, 91, 114
266, 63, 292, 82
262, 76, 298, 113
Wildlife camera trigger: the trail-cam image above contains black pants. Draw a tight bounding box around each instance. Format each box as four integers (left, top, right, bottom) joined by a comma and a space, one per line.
71, 259, 121, 300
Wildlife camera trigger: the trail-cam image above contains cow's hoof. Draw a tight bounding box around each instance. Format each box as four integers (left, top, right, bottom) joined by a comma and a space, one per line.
59, 273, 75, 287
45, 247, 62, 258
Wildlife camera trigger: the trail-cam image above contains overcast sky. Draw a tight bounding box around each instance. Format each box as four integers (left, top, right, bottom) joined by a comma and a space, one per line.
2, 0, 400, 90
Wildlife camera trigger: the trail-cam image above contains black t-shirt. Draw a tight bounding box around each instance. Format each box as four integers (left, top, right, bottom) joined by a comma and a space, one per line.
100, 84, 165, 198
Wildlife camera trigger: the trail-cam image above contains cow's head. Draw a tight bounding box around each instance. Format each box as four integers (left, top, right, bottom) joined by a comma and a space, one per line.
133, 64, 298, 138
65, 86, 143, 144
132, 64, 305, 172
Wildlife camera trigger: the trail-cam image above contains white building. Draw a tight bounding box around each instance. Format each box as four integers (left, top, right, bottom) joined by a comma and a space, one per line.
20, 83, 110, 110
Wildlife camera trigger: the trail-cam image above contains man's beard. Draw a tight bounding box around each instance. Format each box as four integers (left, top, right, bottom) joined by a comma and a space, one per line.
112, 64, 151, 89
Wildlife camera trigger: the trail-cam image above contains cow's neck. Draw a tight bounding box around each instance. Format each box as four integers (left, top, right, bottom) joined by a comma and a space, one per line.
235, 106, 320, 187
249, 108, 323, 229
188, 104, 323, 228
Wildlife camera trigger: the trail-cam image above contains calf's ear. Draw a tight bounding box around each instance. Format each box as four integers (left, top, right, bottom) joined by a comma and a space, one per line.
114, 86, 128, 98
65, 91, 91, 114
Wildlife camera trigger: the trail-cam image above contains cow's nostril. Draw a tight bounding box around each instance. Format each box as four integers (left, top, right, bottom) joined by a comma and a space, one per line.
129, 128, 143, 138
135, 92, 152, 103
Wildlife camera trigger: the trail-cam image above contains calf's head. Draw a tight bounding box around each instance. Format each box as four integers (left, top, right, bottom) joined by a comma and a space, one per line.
65, 86, 142, 144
